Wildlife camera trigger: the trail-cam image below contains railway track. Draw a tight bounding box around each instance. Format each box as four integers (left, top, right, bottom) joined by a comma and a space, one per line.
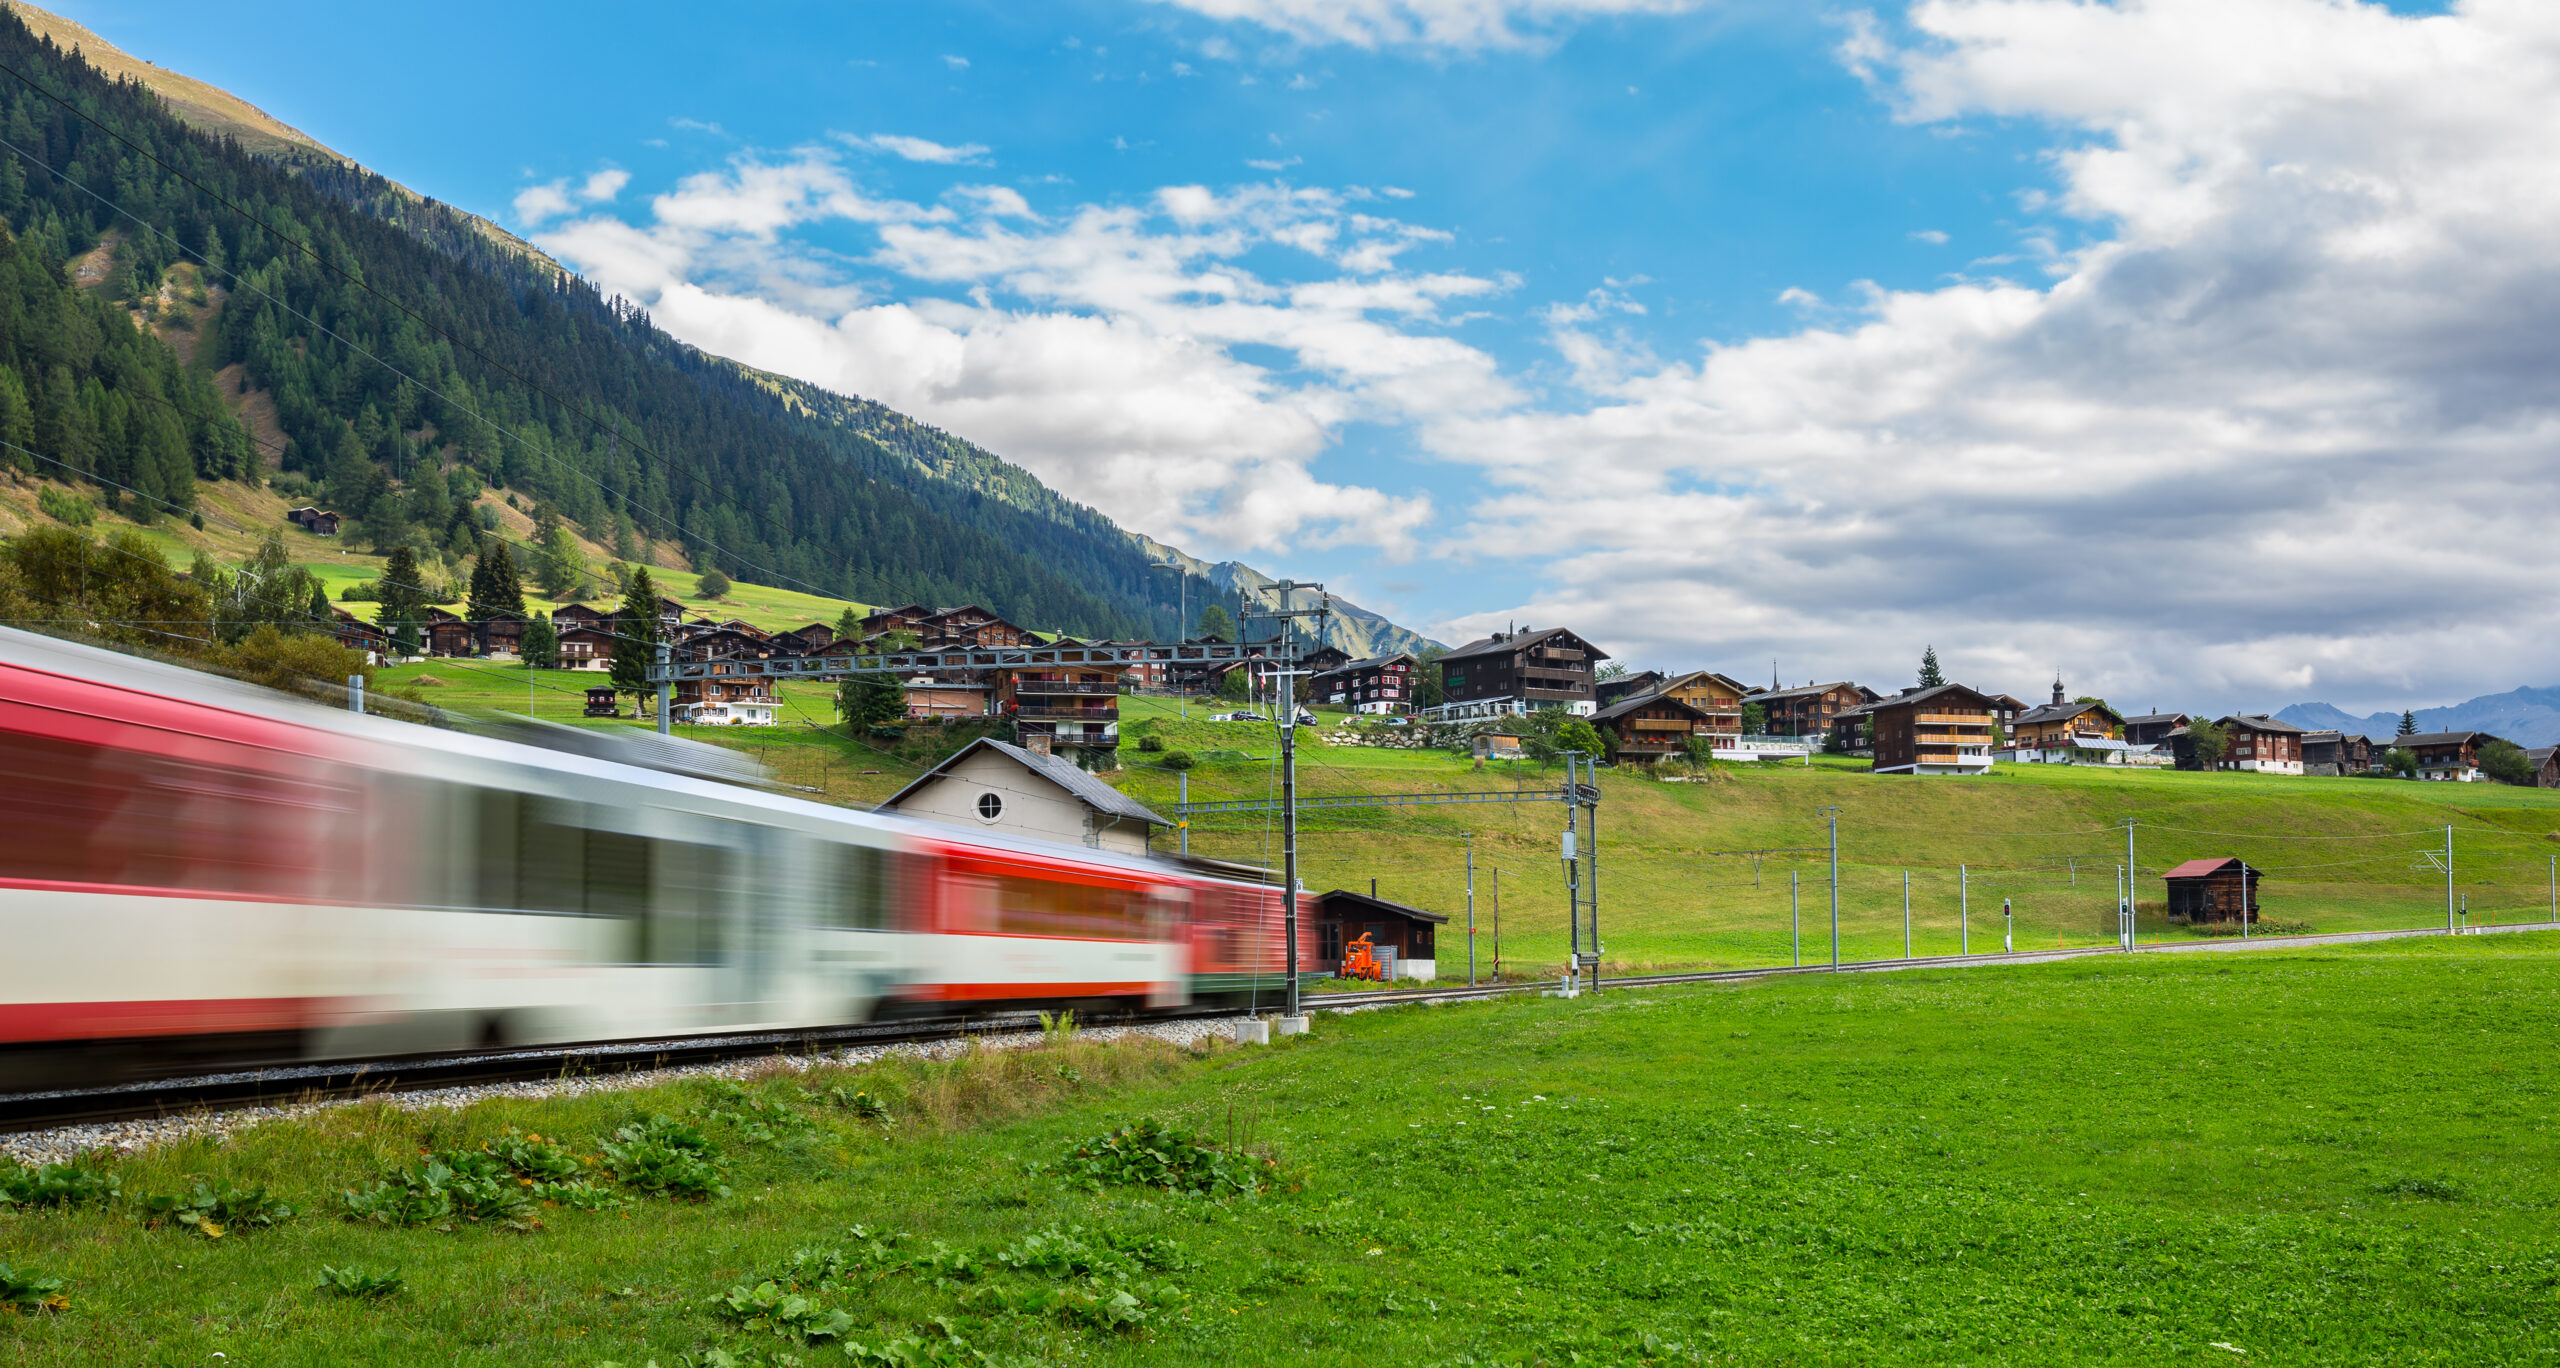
9, 921, 2551, 1136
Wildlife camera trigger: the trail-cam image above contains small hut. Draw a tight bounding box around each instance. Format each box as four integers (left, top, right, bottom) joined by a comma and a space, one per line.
2162, 857, 2261, 923
1314, 888, 1447, 981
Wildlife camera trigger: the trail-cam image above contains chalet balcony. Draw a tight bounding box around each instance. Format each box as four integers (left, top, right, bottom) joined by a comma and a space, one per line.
1012, 679, 1120, 696
1014, 702, 1120, 720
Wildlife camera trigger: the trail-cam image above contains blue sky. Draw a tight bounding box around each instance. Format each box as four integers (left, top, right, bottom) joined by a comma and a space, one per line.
48, 0, 2558, 715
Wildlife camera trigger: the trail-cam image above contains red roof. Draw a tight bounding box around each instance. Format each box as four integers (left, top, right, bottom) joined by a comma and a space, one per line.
2163, 857, 2243, 879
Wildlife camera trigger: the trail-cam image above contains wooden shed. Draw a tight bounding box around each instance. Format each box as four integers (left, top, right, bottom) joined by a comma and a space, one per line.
2162, 857, 2260, 923
1314, 888, 1447, 981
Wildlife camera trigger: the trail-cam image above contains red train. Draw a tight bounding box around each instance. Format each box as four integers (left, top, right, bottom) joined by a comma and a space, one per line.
0, 627, 1311, 1087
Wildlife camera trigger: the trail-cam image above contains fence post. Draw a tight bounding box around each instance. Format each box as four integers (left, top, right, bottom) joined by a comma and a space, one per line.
1903, 870, 1911, 959
1791, 869, 1800, 967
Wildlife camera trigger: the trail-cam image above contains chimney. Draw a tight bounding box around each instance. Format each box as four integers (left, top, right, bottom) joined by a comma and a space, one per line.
1024, 732, 1052, 757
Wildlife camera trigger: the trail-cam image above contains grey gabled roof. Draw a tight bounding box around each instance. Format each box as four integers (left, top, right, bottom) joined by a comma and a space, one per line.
2123, 712, 2190, 726
1749, 680, 1860, 703
2012, 699, 2126, 728
1437, 627, 1606, 665
874, 737, 1172, 829
2393, 731, 2499, 748
2219, 714, 2307, 735
1590, 692, 1713, 724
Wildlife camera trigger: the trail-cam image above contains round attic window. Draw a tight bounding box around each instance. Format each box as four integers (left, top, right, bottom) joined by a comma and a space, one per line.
976, 792, 1004, 822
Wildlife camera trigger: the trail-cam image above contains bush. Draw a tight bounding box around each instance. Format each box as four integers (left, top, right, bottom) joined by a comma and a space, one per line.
1158, 750, 1196, 771
698, 567, 732, 600
601, 1115, 731, 1199
1137, 734, 1165, 753
36, 485, 93, 526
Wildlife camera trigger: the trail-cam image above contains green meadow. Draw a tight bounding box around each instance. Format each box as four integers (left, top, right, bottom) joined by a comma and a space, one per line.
7, 933, 2559, 1365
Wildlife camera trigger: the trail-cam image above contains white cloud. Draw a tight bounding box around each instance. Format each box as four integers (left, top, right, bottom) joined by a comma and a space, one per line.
531, 149, 1498, 558
580, 169, 631, 202
1413, 0, 2560, 713
941, 53, 970, 69
514, 168, 631, 224
1150, 0, 1707, 51
1909, 228, 1947, 244
841, 133, 993, 165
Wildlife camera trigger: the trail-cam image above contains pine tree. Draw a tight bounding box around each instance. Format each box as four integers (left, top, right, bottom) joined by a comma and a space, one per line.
521, 614, 559, 669
532, 509, 586, 598
2397, 710, 2417, 737
610, 567, 661, 701
307, 581, 331, 627
466, 539, 527, 652
837, 671, 905, 729
1195, 603, 1236, 641
376, 544, 429, 646
834, 605, 863, 643
1918, 646, 1945, 688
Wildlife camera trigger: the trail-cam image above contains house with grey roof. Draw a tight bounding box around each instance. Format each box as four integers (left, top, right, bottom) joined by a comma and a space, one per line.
875, 737, 1173, 856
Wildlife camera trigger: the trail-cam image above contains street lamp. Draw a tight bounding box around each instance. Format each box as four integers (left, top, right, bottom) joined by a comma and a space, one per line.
1148, 560, 1187, 718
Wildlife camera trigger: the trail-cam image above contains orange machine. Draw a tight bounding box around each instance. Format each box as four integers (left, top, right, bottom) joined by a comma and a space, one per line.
1339, 932, 1383, 982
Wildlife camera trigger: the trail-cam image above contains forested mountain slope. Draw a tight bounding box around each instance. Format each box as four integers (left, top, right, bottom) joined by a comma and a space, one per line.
0, 4, 1441, 655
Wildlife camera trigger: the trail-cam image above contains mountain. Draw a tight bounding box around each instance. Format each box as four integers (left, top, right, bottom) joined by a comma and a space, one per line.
2, 3, 1438, 658
2275, 687, 2560, 749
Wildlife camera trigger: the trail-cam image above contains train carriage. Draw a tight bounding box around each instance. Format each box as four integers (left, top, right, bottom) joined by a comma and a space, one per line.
0, 627, 1311, 1087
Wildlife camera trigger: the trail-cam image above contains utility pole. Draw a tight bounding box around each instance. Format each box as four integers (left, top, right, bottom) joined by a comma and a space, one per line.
655, 639, 671, 735
1178, 772, 1189, 856
1791, 868, 1800, 966
1492, 866, 1502, 980
1562, 752, 1583, 992
2240, 860, 2251, 939
2122, 818, 2137, 952
1903, 870, 1911, 959
1960, 864, 1969, 955
1587, 779, 1602, 994
1244, 579, 1327, 1033
1466, 836, 1477, 988
2446, 824, 2456, 934
1820, 806, 1842, 970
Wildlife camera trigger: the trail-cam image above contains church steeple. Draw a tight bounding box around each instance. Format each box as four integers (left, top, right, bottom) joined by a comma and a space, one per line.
2052, 674, 2065, 706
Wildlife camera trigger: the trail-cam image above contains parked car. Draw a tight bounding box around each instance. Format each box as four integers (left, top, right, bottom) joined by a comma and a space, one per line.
1209, 710, 1267, 722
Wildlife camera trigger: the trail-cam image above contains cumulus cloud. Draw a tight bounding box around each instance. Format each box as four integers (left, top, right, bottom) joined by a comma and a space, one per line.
530, 148, 1500, 558
1149, 0, 1706, 51
1417, 0, 2560, 712
514, 167, 632, 225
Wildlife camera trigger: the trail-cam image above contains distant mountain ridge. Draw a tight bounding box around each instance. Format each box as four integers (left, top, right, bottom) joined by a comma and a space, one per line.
2275, 687, 2560, 749
21, 0, 1442, 659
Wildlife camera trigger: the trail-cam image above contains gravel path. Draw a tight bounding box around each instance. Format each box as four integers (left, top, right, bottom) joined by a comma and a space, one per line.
0, 1015, 1246, 1170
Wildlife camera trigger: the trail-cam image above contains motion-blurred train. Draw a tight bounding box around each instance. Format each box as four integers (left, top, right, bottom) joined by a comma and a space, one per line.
0, 627, 1309, 1088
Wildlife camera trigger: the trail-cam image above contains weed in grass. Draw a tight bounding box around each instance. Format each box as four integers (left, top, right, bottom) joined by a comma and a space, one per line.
483, 1128, 585, 1180
0, 1157, 119, 1209
708, 1280, 855, 1343
343, 1150, 538, 1230
1038, 1009, 1079, 1045
0, 1261, 70, 1315
1030, 1118, 1276, 1196
314, 1264, 405, 1299
133, 1177, 294, 1238
823, 1085, 895, 1125
601, 1114, 731, 1199
699, 1080, 817, 1148
2376, 1176, 2466, 1200
532, 1178, 634, 1211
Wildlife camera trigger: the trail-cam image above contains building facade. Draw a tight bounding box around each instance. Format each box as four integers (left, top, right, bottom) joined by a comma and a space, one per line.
1749, 681, 1876, 738
1431, 627, 1609, 718
1590, 692, 1717, 763
1310, 653, 1417, 714
1000, 664, 1125, 754
1865, 684, 2000, 775
2222, 715, 2307, 775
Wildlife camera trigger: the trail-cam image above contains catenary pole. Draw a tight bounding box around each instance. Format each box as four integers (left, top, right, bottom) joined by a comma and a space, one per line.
1178, 772, 1189, 856
1791, 868, 1800, 966
1564, 753, 1582, 977
655, 639, 671, 735
1821, 806, 1842, 970
1280, 665, 1302, 1017
1588, 785, 1602, 995
1903, 870, 1911, 959
2446, 824, 2456, 933
1466, 837, 1477, 988
2124, 818, 2137, 952
1961, 864, 1969, 955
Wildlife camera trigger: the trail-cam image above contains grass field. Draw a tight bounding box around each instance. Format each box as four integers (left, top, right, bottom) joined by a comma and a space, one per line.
7, 934, 2559, 1365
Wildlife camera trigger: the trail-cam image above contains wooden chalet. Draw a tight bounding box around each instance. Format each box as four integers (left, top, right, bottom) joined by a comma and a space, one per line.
1310, 653, 1417, 714
555, 621, 618, 670
1984, 693, 2029, 730
584, 685, 622, 718
672, 669, 779, 726
552, 602, 611, 630
422, 607, 474, 658
673, 625, 778, 664
921, 606, 1025, 650
327, 607, 388, 657
285, 506, 341, 536
1748, 681, 1876, 738
2396, 731, 2503, 782
775, 621, 837, 655
904, 673, 990, 719
1314, 887, 1446, 982
2162, 857, 2261, 924
1594, 670, 1667, 708
999, 662, 1126, 753
2220, 715, 2306, 775
2123, 712, 2191, 747
2003, 681, 2128, 763
1590, 691, 1716, 763
1433, 627, 1608, 718
859, 604, 932, 639
1864, 684, 2000, 775
1654, 671, 1748, 739
2529, 746, 2559, 789
2302, 731, 2376, 777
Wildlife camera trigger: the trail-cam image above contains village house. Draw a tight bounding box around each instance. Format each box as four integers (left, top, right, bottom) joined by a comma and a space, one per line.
920, 606, 1026, 650
875, 736, 1173, 855
1749, 681, 1877, 738
999, 662, 1126, 755
1314, 887, 1446, 982
775, 621, 837, 655
1310, 653, 1417, 714
2001, 682, 2130, 765
2124, 712, 2193, 747
1863, 684, 2001, 776
1594, 670, 1667, 708
859, 604, 932, 639
2163, 857, 2262, 924
1429, 627, 1609, 720
2302, 731, 2377, 777
2395, 731, 2504, 782
671, 673, 779, 726
903, 673, 990, 720
2221, 715, 2307, 775
555, 620, 617, 669
284, 506, 341, 536
2530, 746, 2559, 788
1984, 693, 2030, 731
327, 608, 387, 659
422, 607, 474, 658
1590, 691, 1718, 763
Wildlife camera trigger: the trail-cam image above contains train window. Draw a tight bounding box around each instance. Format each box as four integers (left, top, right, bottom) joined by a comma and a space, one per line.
518, 800, 589, 915
470, 789, 523, 910
0, 728, 350, 899
585, 830, 651, 920
647, 840, 731, 964
828, 843, 889, 930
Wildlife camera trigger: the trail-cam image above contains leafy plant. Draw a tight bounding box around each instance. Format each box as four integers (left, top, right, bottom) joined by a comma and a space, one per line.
533, 1179, 634, 1211
0, 1157, 120, 1209
36, 485, 93, 527
2375, 1176, 2465, 1201
993, 1225, 1194, 1280
1038, 1009, 1079, 1045
136, 1178, 295, 1238
0, 1260, 70, 1314
824, 1085, 895, 1126
710, 1280, 854, 1343
483, 1129, 585, 1181
602, 1115, 731, 1199
314, 1264, 405, 1299
1031, 1119, 1276, 1196
342, 1153, 536, 1230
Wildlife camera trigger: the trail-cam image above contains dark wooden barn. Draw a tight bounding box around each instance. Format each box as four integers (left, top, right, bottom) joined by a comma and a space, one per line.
1314, 887, 1447, 981
2162, 857, 2261, 923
